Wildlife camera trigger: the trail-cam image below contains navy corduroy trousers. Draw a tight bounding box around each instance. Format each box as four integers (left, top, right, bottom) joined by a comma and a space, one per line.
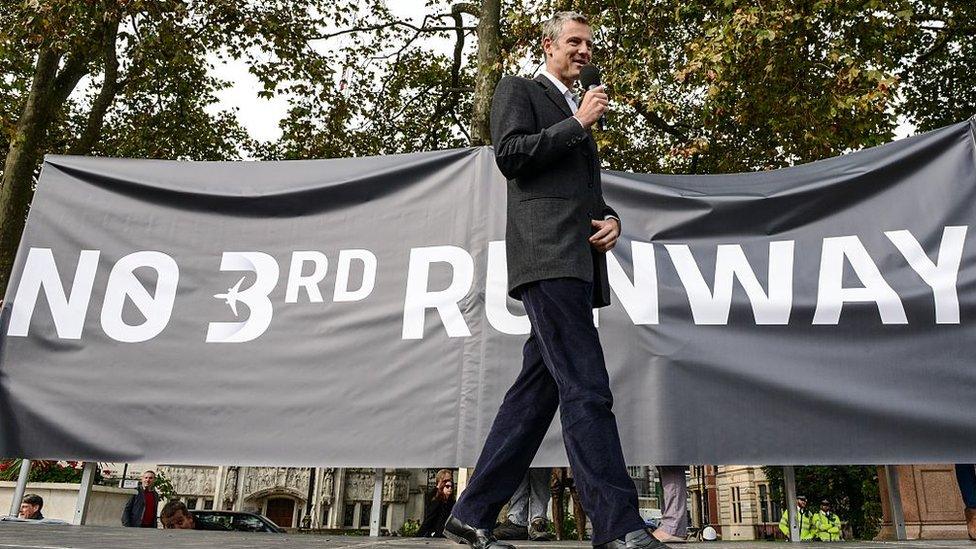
452, 278, 645, 545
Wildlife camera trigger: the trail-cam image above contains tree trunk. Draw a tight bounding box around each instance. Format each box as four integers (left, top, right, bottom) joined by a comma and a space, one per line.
0, 48, 91, 297
469, 0, 501, 146
0, 49, 62, 297
69, 15, 121, 155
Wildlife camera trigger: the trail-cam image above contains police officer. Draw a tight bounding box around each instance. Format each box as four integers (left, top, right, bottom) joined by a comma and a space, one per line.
779, 495, 815, 541
813, 500, 842, 541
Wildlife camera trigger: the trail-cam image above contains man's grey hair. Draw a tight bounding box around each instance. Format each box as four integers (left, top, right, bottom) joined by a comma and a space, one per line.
542, 11, 589, 43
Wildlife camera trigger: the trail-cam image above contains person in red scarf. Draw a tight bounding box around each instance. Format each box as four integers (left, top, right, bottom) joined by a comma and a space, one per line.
122, 470, 160, 528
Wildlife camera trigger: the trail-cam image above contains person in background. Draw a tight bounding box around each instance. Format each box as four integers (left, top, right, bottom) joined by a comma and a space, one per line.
418, 469, 456, 537
653, 467, 688, 543
18, 494, 43, 520
813, 500, 842, 541
494, 468, 554, 541
160, 500, 228, 530
955, 464, 976, 540
122, 469, 160, 528
550, 467, 586, 541
778, 495, 815, 541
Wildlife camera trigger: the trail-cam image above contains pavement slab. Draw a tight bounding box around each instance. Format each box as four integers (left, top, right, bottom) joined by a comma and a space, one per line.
0, 524, 973, 549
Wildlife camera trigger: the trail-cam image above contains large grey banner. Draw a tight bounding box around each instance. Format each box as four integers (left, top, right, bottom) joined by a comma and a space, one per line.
2, 119, 975, 466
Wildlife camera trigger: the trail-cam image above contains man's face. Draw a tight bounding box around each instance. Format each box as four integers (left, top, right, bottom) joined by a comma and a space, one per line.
142, 471, 155, 489
18, 502, 38, 519
162, 510, 195, 529
543, 20, 593, 85
798, 499, 807, 509
821, 503, 830, 513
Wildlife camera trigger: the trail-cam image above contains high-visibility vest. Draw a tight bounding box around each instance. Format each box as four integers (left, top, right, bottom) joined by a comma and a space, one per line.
813, 511, 842, 541
779, 508, 815, 541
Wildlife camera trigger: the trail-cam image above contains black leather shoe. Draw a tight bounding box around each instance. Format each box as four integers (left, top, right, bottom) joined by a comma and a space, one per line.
444, 515, 517, 549
593, 528, 670, 549
493, 518, 529, 540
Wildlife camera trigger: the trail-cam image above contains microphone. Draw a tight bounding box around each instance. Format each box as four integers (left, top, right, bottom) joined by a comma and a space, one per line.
578, 64, 604, 130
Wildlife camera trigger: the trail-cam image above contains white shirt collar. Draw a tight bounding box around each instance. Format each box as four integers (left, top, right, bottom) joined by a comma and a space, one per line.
541, 70, 572, 96
541, 70, 579, 114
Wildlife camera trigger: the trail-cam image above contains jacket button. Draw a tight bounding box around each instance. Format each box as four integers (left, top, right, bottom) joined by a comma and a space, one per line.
588, 182, 593, 188
586, 211, 593, 218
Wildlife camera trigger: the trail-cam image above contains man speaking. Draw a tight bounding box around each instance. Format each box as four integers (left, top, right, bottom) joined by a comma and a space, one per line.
444, 11, 668, 549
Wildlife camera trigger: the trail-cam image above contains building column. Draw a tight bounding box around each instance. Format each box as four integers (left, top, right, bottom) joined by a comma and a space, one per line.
234, 467, 248, 512
213, 466, 226, 511
327, 468, 346, 528
877, 464, 969, 540
706, 466, 719, 529
312, 468, 326, 528
456, 468, 472, 497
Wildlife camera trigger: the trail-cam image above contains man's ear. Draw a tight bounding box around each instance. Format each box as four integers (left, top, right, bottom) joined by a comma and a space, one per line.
542, 37, 552, 56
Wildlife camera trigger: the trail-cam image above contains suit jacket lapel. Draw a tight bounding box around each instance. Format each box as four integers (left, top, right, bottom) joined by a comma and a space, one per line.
534, 74, 593, 157
534, 74, 574, 118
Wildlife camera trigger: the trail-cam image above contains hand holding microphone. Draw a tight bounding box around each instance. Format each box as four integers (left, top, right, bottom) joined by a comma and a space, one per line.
575, 85, 608, 130
575, 64, 607, 130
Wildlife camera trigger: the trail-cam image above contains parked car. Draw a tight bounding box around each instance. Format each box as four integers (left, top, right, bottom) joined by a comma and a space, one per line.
190, 510, 285, 533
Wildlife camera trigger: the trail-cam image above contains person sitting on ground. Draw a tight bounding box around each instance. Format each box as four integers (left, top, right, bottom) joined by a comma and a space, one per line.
417, 469, 456, 537
18, 494, 43, 520
494, 467, 555, 541
813, 500, 842, 541
160, 500, 229, 530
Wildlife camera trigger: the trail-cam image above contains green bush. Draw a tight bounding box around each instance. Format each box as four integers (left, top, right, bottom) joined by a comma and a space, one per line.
399, 518, 420, 537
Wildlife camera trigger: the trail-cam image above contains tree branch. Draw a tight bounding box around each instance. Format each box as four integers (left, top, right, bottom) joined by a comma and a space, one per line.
452, 2, 480, 17
630, 100, 689, 140
314, 21, 475, 41
70, 11, 121, 155
49, 52, 92, 108
917, 31, 949, 62
424, 7, 468, 149
450, 108, 470, 142
449, 6, 465, 89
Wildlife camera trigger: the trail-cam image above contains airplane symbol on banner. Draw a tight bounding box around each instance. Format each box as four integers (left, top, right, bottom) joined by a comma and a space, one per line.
213, 276, 247, 317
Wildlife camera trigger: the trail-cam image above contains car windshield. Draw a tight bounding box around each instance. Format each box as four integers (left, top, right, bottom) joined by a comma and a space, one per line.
233, 515, 270, 532
196, 514, 231, 529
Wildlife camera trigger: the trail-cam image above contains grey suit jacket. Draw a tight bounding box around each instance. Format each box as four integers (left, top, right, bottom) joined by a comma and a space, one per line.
490, 73, 618, 307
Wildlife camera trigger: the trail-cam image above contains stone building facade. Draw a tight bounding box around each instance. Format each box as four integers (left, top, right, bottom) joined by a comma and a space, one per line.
157, 465, 426, 531
688, 465, 783, 541
158, 465, 662, 533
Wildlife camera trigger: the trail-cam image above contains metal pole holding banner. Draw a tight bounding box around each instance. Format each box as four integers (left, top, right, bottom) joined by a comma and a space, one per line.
9, 459, 31, 516
369, 468, 385, 536
884, 465, 908, 541
783, 466, 801, 543
72, 462, 97, 525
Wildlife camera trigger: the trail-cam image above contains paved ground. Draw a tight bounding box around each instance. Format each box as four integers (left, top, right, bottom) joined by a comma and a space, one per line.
0, 524, 973, 549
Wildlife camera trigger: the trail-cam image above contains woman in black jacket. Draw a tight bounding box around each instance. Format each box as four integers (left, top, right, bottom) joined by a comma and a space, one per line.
417, 469, 455, 537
